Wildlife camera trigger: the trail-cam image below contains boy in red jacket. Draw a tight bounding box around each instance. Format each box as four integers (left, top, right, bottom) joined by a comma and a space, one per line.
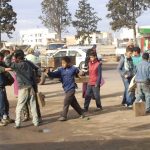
84, 52, 102, 112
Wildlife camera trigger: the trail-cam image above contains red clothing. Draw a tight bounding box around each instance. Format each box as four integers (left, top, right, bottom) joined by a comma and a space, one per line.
88, 60, 101, 85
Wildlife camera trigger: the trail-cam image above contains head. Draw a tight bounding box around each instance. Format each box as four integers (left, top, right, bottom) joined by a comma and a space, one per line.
133, 47, 141, 56
14, 49, 25, 63
0, 52, 4, 62
125, 46, 133, 58
62, 56, 71, 68
92, 44, 97, 51
27, 48, 34, 54
89, 51, 97, 62
142, 53, 149, 61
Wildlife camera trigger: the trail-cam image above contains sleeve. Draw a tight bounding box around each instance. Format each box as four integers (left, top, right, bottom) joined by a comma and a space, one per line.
0, 66, 5, 74
96, 64, 102, 86
117, 56, 125, 77
48, 68, 61, 78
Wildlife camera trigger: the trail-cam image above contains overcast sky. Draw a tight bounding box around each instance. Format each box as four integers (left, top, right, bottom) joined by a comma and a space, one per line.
5, 0, 150, 40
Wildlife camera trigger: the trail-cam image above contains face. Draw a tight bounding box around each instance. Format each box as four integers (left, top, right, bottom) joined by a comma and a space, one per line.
126, 51, 133, 58
133, 51, 140, 57
62, 60, 68, 68
90, 56, 96, 62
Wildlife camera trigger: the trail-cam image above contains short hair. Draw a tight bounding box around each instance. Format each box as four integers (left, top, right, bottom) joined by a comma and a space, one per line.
0, 52, 4, 58
89, 51, 97, 57
126, 46, 133, 53
62, 56, 71, 64
133, 47, 141, 54
142, 53, 149, 60
14, 49, 25, 60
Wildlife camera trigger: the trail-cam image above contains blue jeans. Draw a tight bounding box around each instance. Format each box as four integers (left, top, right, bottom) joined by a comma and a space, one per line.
136, 83, 150, 112
0, 88, 9, 119
84, 85, 102, 110
121, 77, 135, 105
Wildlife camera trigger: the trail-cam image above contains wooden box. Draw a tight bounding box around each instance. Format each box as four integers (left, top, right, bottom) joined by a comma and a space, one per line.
133, 101, 146, 117
75, 76, 89, 83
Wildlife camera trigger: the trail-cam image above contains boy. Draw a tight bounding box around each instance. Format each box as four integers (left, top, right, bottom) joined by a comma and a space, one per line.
135, 53, 150, 113
47, 56, 84, 121
0, 52, 12, 126
84, 52, 102, 112
5, 50, 39, 128
132, 47, 142, 67
118, 47, 135, 107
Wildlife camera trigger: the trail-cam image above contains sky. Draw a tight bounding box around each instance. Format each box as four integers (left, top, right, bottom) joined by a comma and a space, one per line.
3, 0, 150, 40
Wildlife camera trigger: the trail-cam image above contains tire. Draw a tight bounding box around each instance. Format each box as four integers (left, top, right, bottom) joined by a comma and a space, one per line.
79, 61, 85, 70
39, 72, 46, 85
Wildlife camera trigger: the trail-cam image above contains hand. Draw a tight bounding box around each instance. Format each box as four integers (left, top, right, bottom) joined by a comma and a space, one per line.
125, 75, 128, 78
5, 68, 12, 72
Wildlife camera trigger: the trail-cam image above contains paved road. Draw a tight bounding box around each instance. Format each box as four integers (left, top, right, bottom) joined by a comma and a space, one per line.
1, 63, 150, 150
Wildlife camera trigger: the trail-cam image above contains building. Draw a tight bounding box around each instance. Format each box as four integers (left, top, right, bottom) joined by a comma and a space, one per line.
20, 28, 57, 47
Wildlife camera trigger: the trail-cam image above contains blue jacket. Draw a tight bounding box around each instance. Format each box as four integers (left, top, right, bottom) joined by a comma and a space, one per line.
135, 60, 150, 83
48, 66, 79, 92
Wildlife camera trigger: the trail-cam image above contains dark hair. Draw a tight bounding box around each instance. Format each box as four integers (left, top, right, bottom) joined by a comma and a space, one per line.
90, 51, 97, 57
133, 47, 141, 54
62, 56, 71, 64
126, 46, 133, 53
0, 52, 4, 58
142, 53, 149, 60
14, 49, 24, 60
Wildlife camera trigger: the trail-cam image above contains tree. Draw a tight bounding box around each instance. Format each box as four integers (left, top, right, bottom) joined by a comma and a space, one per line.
40, 0, 71, 41
72, 0, 101, 45
0, 0, 17, 43
106, 0, 150, 45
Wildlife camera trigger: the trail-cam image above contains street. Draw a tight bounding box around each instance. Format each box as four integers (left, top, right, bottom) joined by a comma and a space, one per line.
0, 63, 150, 150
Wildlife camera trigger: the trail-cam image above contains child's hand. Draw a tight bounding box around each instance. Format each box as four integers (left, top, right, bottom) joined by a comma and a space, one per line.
5, 68, 12, 72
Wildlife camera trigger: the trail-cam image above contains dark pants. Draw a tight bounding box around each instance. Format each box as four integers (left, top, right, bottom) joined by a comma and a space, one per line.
136, 83, 150, 112
84, 85, 102, 110
61, 90, 83, 118
121, 77, 135, 105
0, 88, 9, 118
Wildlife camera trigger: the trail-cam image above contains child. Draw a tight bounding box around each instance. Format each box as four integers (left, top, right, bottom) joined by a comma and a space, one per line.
118, 47, 135, 107
5, 50, 39, 128
84, 52, 102, 112
47, 56, 84, 121
135, 53, 150, 113
0, 52, 12, 126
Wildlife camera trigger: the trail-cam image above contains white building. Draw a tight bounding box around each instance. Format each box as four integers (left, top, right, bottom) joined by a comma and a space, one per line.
20, 28, 57, 47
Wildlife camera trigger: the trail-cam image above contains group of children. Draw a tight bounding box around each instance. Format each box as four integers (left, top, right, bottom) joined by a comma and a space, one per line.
118, 45, 150, 112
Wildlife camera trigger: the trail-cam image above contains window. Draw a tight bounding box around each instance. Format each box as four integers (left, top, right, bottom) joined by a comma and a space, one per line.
68, 50, 81, 57
38, 39, 42, 42
54, 51, 67, 57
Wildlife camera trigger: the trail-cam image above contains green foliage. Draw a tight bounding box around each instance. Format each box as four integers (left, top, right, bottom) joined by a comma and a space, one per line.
0, 0, 17, 38
73, 0, 101, 45
106, 0, 150, 31
40, 0, 71, 40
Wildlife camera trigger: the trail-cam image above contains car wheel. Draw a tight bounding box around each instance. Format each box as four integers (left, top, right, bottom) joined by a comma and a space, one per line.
79, 61, 85, 70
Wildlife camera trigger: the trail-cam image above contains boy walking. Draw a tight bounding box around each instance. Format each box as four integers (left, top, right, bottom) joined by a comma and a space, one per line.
84, 52, 102, 112
135, 53, 150, 113
5, 50, 39, 128
47, 56, 84, 121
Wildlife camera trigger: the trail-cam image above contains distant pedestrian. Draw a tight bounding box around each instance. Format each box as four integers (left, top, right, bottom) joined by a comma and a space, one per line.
135, 53, 150, 113
47, 56, 84, 121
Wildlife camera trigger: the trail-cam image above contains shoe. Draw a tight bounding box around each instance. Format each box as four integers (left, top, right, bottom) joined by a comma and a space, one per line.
34, 123, 39, 127
14, 125, 20, 129
0, 122, 7, 127
2, 118, 15, 124
80, 114, 85, 119
58, 117, 67, 121
39, 118, 43, 123
22, 117, 30, 122
96, 106, 103, 111
127, 105, 133, 108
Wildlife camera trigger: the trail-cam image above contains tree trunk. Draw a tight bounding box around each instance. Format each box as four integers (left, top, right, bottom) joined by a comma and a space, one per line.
57, 29, 61, 42
133, 24, 137, 46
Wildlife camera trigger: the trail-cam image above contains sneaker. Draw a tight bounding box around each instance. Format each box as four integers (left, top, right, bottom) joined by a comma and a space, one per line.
34, 123, 39, 127
128, 105, 133, 108
80, 114, 85, 119
14, 125, 20, 129
0, 122, 7, 127
2, 118, 15, 124
83, 108, 88, 112
58, 117, 67, 121
96, 106, 103, 111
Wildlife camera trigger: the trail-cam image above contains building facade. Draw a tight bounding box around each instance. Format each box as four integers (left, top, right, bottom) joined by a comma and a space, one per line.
20, 28, 57, 47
